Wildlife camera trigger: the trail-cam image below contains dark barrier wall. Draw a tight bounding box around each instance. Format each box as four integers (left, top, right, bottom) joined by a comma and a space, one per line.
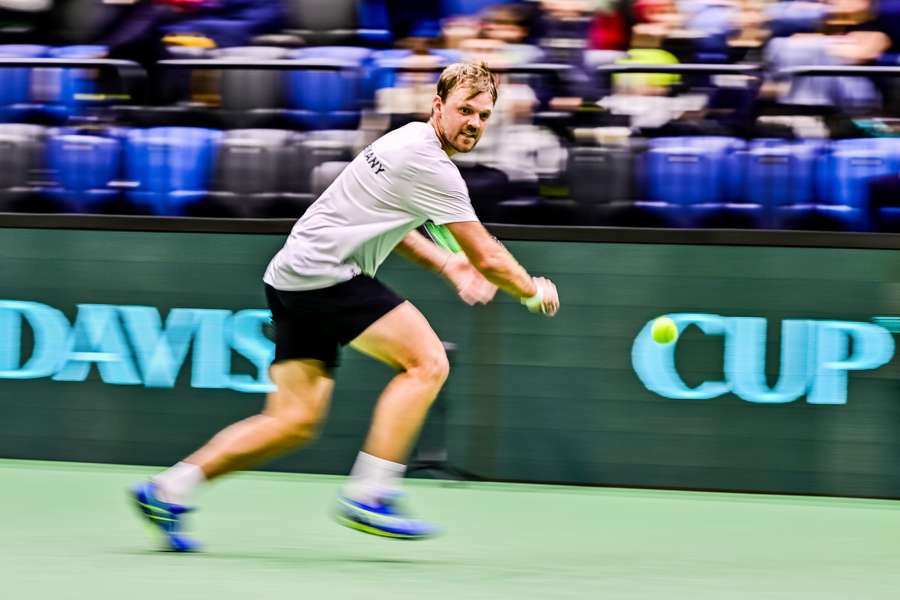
1, 222, 899, 498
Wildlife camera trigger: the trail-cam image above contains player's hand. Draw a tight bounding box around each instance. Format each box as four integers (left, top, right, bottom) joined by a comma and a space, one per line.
523, 277, 560, 317
441, 253, 498, 305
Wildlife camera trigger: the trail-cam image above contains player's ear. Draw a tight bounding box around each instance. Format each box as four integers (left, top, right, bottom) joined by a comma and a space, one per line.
431, 94, 442, 117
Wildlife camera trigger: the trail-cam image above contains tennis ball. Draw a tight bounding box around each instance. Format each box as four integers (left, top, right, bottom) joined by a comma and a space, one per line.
651, 317, 678, 345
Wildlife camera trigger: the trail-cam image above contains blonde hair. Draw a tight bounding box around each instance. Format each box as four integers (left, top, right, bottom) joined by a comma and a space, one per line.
435, 62, 499, 104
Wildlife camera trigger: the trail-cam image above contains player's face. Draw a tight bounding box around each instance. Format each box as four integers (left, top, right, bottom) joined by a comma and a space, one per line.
432, 86, 494, 155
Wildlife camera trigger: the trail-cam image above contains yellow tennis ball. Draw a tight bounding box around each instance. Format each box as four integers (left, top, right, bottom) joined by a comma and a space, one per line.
651, 317, 678, 345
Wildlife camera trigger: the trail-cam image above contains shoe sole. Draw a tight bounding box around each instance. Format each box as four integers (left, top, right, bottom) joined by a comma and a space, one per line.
334, 513, 433, 540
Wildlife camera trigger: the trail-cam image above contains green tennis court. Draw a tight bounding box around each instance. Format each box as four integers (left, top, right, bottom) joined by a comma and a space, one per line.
4, 459, 900, 599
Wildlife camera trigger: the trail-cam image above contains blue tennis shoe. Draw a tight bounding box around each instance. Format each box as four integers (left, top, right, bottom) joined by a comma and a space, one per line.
335, 494, 439, 540
131, 481, 200, 552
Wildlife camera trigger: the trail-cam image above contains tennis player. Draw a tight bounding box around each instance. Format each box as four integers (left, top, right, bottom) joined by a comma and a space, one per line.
132, 62, 560, 551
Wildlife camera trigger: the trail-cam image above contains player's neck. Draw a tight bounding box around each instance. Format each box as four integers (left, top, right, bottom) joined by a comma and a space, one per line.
428, 118, 457, 157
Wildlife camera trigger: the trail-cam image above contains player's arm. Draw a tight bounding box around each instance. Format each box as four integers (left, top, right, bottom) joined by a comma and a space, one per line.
394, 229, 497, 305
394, 229, 453, 274
445, 221, 559, 316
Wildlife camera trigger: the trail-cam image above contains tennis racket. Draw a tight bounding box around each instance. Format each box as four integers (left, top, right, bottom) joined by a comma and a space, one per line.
423, 221, 462, 253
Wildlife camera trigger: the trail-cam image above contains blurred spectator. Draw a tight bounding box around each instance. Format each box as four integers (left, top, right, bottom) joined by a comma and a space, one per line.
680, 0, 741, 57
479, 2, 543, 62
766, 1, 831, 37
481, 2, 531, 43
763, 33, 882, 110
635, 0, 683, 29
613, 14, 680, 96
536, 0, 593, 64
452, 72, 568, 218
92, 0, 281, 66
846, 0, 900, 61
375, 42, 447, 117
762, 0, 889, 111
455, 5, 549, 114
441, 14, 481, 48
729, 0, 768, 52
595, 16, 723, 130
846, 0, 900, 106
588, 0, 630, 50
155, 0, 283, 48
454, 83, 567, 179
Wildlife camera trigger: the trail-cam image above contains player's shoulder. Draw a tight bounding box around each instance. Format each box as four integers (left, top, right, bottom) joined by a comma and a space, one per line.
377, 122, 458, 171
375, 122, 445, 159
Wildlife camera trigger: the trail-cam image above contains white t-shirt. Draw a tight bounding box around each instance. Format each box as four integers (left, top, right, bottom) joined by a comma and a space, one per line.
263, 121, 479, 291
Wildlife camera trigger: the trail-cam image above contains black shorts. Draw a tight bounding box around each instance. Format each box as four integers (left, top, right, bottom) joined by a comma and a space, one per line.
264, 276, 405, 371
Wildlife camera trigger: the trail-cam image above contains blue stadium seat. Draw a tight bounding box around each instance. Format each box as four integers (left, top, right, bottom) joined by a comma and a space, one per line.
367, 49, 412, 96
735, 139, 822, 228
0, 45, 107, 124
0, 45, 48, 122
356, 0, 393, 45
286, 47, 372, 130
643, 136, 745, 227
821, 138, 900, 206
43, 45, 108, 119
807, 138, 900, 231
733, 139, 838, 230
124, 127, 222, 216
45, 133, 121, 213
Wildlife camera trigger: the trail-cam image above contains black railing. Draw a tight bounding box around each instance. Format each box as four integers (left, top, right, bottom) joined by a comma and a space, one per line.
778, 66, 900, 77
1, 213, 898, 249
157, 58, 360, 71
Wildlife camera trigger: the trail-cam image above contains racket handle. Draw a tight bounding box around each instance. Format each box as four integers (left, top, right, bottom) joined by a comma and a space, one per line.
521, 286, 544, 313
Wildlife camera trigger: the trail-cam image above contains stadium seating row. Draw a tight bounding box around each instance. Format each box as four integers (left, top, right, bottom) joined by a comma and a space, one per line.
0, 44, 472, 128
0, 124, 356, 217
2, 124, 897, 231
572, 136, 900, 231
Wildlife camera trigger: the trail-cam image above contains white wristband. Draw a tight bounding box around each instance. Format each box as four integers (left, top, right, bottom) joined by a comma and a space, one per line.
521, 282, 544, 313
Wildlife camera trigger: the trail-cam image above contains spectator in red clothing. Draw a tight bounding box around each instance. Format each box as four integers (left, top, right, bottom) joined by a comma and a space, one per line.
588, 2, 629, 50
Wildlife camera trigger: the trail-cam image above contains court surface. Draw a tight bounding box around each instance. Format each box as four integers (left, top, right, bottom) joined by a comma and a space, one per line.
3, 458, 900, 600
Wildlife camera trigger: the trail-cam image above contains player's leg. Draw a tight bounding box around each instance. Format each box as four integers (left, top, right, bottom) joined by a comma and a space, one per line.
131, 283, 339, 551
182, 359, 334, 480
336, 301, 449, 539
350, 301, 449, 465
131, 359, 334, 551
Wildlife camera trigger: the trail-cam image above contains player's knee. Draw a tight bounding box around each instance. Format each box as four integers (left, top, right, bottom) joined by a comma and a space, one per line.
279, 413, 323, 445
411, 348, 450, 388
270, 401, 326, 445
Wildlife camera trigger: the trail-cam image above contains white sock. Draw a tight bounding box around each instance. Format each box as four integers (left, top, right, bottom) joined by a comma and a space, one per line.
343, 452, 406, 505
152, 462, 205, 506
